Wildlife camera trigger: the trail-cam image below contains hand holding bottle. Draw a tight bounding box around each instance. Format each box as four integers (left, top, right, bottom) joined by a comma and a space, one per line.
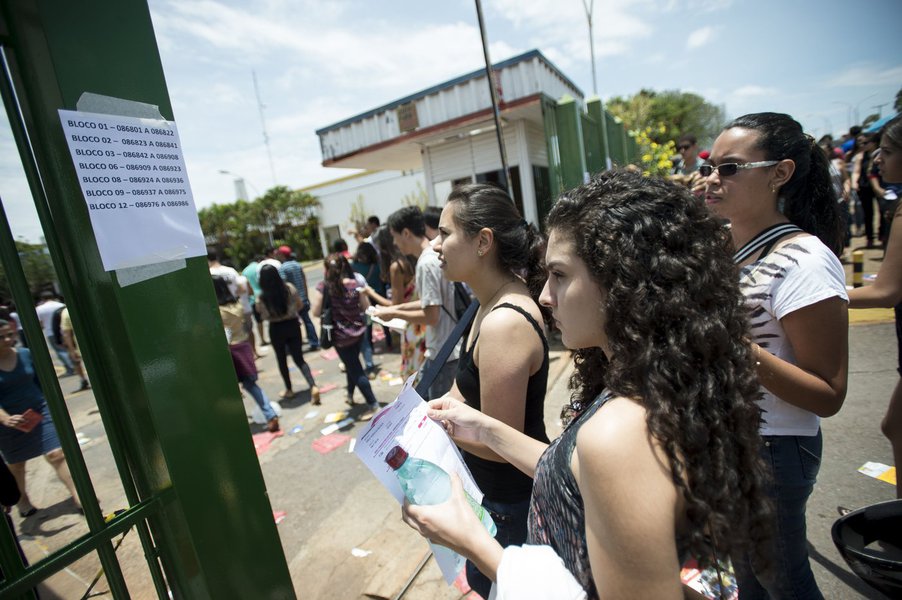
402, 472, 502, 563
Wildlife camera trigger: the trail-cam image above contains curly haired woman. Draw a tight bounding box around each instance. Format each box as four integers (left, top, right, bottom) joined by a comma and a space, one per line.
704, 112, 848, 598
401, 170, 772, 599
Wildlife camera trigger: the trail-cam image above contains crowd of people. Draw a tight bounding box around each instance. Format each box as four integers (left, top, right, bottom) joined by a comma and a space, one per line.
0, 111, 898, 598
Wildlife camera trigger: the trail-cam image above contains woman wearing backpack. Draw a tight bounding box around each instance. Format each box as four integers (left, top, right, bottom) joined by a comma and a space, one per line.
313, 254, 381, 421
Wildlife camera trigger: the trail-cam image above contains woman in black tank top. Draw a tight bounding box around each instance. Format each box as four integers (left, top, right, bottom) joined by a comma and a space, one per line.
431, 183, 549, 598
401, 171, 773, 599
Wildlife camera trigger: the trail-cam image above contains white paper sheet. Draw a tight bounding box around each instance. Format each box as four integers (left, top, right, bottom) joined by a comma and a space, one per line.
58, 109, 206, 271
353, 374, 483, 584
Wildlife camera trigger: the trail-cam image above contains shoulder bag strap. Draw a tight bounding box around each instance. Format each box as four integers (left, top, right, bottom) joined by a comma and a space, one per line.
415, 299, 479, 397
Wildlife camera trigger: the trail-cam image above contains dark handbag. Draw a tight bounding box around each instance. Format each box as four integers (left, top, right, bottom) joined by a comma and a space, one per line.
319, 290, 334, 350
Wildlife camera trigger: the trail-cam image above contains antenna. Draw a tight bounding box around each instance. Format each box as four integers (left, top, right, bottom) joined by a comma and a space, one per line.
253, 69, 278, 186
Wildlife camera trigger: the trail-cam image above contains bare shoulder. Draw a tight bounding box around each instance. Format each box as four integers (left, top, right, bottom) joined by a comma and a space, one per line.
575, 397, 651, 464
480, 295, 545, 339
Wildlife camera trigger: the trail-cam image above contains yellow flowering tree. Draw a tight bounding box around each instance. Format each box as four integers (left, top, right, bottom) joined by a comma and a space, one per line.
630, 124, 677, 178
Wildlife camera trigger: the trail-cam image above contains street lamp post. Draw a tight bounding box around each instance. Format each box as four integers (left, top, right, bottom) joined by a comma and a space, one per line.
581, 0, 612, 170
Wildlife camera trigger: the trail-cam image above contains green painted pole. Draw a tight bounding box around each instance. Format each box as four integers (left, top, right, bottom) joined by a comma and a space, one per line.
0, 1, 294, 598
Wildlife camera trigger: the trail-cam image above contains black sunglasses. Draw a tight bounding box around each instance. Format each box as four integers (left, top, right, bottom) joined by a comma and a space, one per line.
698, 161, 779, 177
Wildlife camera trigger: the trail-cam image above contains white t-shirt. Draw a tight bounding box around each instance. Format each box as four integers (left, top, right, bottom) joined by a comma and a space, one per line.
210, 265, 251, 314
740, 234, 848, 436
35, 300, 65, 338
415, 245, 460, 362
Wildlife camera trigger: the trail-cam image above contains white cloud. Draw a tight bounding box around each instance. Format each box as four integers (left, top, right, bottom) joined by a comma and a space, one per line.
732, 85, 778, 98
826, 63, 902, 88
686, 26, 716, 49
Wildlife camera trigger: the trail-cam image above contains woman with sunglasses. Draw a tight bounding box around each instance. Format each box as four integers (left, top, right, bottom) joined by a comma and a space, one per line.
703, 112, 848, 599
401, 171, 771, 599
848, 116, 902, 498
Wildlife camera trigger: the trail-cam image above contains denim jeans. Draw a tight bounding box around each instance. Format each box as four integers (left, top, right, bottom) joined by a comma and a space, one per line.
239, 374, 277, 422
734, 430, 824, 600
360, 323, 375, 370
298, 305, 319, 348
335, 340, 378, 407
465, 496, 531, 599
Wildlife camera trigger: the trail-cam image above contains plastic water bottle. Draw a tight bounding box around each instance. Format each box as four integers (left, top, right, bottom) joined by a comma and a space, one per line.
385, 445, 497, 536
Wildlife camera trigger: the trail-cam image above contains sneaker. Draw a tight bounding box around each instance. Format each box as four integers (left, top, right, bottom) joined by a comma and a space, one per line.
359, 408, 378, 422
311, 386, 321, 406
339, 362, 346, 373
345, 395, 355, 406
367, 371, 377, 381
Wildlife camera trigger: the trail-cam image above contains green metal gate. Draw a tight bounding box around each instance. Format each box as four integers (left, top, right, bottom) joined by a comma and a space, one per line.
0, 1, 293, 597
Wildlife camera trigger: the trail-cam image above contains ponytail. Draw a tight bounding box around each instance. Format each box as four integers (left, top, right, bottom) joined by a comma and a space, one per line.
782, 139, 844, 256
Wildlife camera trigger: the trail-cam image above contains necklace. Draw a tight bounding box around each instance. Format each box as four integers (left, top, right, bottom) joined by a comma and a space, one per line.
481, 277, 516, 311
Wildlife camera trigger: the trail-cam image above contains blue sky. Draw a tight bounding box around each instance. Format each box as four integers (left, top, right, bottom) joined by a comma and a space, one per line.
2, 0, 900, 242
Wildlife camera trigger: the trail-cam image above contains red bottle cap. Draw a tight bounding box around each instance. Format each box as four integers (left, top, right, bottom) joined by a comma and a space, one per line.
385, 445, 408, 470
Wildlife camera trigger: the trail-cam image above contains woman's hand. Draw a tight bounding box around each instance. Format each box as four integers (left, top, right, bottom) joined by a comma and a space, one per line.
427, 397, 491, 445
1, 413, 22, 429
401, 473, 497, 558
372, 305, 396, 320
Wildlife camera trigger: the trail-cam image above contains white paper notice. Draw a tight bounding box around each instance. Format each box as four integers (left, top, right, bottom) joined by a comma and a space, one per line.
354, 375, 483, 585
58, 109, 206, 271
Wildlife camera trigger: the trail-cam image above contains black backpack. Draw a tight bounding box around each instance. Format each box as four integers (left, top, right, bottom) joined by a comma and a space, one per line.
443, 282, 474, 324
51, 306, 65, 346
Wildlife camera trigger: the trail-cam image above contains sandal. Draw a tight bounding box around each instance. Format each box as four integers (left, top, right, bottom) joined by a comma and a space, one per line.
311, 386, 321, 406
279, 390, 295, 400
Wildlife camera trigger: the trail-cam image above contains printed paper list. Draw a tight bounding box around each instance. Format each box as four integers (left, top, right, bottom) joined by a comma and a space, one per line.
59, 109, 206, 271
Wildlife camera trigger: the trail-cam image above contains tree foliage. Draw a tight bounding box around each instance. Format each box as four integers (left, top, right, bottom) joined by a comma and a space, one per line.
606, 89, 727, 147
0, 240, 58, 303
895, 87, 901, 113
198, 185, 322, 268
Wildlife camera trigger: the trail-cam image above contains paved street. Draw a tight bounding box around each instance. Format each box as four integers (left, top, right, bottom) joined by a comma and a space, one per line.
12, 244, 899, 599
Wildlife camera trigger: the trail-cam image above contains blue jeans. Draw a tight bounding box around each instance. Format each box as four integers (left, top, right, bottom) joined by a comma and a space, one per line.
335, 340, 377, 407
422, 358, 458, 400
466, 496, 530, 598
299, 304, 319, 348
360, 324, 374, 370
239, 374, 277, 422
47, 336, 74, 373
734, 430, 823, 600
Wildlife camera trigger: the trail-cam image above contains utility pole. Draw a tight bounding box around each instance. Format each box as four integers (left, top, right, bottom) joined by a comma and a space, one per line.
253, 70, 278, 187
581, 0, 612, 169
474, 0, 514, 197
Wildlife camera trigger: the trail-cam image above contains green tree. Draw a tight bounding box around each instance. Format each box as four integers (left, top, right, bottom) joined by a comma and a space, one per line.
607, 89, 726, 147
197, 185, 322, 267
894, 87, 901, 113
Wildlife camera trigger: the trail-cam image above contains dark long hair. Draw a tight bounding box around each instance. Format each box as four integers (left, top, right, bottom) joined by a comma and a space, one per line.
323, 253, 356, 298
726, 112, 843, 255
547, 170, 771, 572
374, 225, 414, 285
259, 264, 288, 316
211, 276, 237, 306
446, 183, 546, 304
